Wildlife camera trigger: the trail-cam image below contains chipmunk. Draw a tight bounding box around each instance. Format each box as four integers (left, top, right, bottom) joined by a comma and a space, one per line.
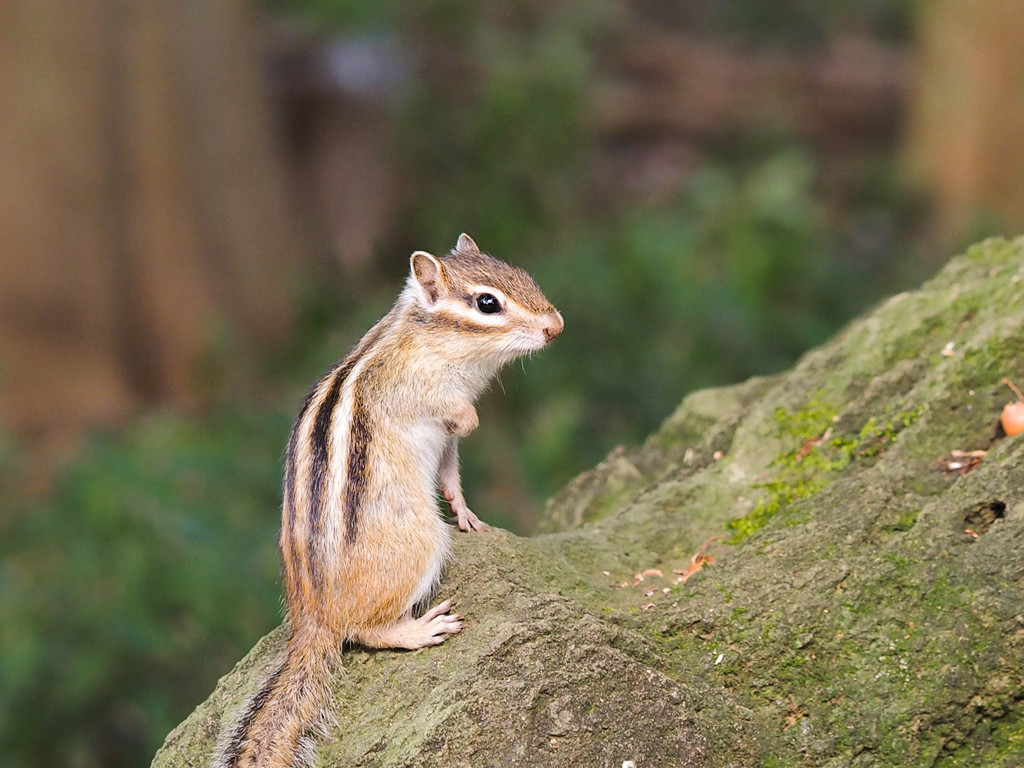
216, 234, 563, 768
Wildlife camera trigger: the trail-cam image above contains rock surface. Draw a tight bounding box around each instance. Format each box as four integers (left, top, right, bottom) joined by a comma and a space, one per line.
153, 238, 1024, 767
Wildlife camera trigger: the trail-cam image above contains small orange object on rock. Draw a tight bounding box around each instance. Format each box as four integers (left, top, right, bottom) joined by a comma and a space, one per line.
1001, 378, 1024, 436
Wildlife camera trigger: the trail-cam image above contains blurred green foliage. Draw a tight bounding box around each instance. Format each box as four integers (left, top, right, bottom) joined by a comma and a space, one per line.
695, 0, 912, 43
395, 1, 602, 255
1, 1, 931, 767
0, 412, 289, 767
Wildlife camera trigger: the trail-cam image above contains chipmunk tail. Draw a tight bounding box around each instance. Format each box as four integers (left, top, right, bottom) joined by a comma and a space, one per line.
215, 624, 340, 768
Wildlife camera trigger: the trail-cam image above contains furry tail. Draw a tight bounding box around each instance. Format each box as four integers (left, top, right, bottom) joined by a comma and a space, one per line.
216, 625, 340, 768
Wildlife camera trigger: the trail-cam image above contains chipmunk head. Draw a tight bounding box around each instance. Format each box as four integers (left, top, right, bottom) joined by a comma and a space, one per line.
406, 234, 563, 366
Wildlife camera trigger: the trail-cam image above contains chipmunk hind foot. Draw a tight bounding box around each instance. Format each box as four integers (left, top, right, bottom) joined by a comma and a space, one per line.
354, 599, 463, 650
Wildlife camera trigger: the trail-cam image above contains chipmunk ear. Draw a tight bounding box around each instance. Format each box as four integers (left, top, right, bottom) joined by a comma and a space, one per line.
410, 250, 444, 304
456, 233, 479, 254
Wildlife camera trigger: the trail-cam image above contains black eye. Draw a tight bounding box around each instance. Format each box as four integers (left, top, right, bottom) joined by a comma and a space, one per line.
475, 293, 502, 314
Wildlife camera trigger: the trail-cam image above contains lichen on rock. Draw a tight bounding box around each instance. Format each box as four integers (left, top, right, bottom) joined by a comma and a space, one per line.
153, 238, 1024, 768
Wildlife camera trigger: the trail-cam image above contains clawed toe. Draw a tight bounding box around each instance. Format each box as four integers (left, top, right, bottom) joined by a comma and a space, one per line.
421, 599, 453, 621
419, 604, 463, 645
455, 506, 489, 532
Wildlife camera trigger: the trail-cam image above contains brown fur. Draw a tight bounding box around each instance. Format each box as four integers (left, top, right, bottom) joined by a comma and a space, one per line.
222, 625, 337, 768
217, 236, 562, 768
444, 242, 556, 314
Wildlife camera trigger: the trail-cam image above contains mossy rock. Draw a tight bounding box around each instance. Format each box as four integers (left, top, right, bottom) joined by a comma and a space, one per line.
153, 238, 1024, 767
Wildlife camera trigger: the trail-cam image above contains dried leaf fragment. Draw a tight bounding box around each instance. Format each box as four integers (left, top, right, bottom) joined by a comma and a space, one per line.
672, 536, 720, 584
613, 567, 666, 589
938, 449, 987, 474
799, 427, 833, 458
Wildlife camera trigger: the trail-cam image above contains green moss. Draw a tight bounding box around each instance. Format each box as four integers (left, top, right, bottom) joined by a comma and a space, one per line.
855, 406, 925, 456
727, 396, 923, 541
936, 702, 1024, 767
771, 393, 839, 442
709, 563, 1011, 764
956, 334, 1024, 394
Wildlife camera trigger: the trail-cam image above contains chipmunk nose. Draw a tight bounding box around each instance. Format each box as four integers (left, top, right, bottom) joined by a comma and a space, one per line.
543, 312, 564, 342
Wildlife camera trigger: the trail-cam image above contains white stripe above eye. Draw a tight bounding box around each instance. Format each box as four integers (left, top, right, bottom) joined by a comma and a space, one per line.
432, 284, 512, 326
437, 298, 509, 326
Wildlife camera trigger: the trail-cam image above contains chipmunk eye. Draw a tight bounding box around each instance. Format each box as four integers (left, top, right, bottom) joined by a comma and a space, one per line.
475, 293, 502, 314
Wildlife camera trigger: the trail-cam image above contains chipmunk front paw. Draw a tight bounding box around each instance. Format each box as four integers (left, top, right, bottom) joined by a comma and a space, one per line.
443, 401, 479, 437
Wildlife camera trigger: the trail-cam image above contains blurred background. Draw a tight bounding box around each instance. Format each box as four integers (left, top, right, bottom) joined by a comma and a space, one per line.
3, 0, 1024, 765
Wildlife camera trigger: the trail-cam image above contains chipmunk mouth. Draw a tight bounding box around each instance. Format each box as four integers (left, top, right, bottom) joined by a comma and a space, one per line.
495, 332, 547, 361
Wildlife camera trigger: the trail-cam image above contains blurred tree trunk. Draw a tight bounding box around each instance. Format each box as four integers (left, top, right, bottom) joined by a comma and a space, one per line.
904, 0, 1024, 239
0, 0, 300, 445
